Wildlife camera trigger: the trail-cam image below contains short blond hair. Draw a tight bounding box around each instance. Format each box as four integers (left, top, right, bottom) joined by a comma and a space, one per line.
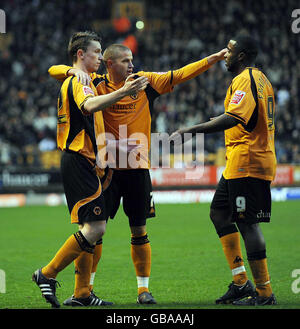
103, 44, 131, 63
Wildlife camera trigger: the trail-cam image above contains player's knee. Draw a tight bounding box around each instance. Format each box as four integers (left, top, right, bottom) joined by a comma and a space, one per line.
210, 207, 233, 233
130, 224, 146, 237
237, 222, 266, 252
237, 222, 261, 238
94, 221, 106, 237
209, 207, 222, 228
209, 207, 217, 222
130, 225, 149, 245
131, 233, 150, 245
81, 221, 106, 244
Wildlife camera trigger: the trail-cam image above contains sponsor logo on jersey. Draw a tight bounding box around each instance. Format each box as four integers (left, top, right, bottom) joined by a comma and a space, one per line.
83, 86, 94, 96
231, 90, 246, 105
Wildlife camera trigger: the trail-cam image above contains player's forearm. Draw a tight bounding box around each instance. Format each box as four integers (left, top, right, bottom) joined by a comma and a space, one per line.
206, 53, 223, 65
206, 49, 227, 65
171, 49, 226, 86
183, 114, 240, 135
83, 88, 127, 113
171, 58, 211, 85
181, 121, 219, 135
48, 65, 72, 81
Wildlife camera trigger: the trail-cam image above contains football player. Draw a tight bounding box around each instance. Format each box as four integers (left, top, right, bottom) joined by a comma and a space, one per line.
170, 35, 277, 306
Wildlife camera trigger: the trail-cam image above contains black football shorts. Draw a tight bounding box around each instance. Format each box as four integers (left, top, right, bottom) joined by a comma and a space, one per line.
211, 175, 272, 223
61, 151, 112, 224
105, 169, 155, 226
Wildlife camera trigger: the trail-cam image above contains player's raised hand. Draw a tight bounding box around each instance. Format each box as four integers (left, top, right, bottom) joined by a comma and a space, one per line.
217, 48, 228, 60
72, 68, 91, 86
207, 48, 228, 64
169, 127, 192, 145
123, 74, 149, 96
169, 131, 182, 145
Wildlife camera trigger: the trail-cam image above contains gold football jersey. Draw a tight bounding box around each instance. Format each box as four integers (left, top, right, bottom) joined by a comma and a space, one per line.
57, 76, 106, 171
223, 67, 276, 181
50, 58, 212, 169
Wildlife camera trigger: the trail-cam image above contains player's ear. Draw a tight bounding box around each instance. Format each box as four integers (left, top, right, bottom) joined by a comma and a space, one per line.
238, 51, 246, 62
77, 49, 85, 60
106, 59, 113, 69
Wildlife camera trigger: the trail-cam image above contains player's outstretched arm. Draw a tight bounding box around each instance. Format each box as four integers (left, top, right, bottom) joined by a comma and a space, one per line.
169, 114, 240, 144
206, 48, 227, 65
84, 74, 149, 113
171, 48, 227, 85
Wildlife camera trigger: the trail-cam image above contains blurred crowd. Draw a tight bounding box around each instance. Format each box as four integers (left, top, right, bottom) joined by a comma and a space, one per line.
0, 0, 299, 168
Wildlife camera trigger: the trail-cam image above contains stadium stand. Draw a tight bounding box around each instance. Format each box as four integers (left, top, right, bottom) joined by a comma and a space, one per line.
0, 0, 299, 169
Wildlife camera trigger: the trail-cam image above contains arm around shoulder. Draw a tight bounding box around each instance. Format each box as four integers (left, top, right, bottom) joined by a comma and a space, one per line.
48, 65, 72, 81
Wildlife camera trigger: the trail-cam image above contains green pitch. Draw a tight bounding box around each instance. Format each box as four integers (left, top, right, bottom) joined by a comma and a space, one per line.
0, 201, 299, 309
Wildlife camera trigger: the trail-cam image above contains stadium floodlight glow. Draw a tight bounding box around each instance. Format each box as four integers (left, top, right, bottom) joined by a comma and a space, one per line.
136, 20, 144, 30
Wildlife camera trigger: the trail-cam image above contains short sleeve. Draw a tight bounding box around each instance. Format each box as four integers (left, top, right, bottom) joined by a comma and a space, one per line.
72, 79, 96, 114
226, 76, 256, 125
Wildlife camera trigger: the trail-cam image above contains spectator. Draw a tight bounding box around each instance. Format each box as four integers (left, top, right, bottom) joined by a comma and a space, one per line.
0, 0, 299, 166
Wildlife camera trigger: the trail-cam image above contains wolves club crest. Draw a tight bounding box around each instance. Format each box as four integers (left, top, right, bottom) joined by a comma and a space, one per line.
93, 206, 102, 215
130, 93, 138, 100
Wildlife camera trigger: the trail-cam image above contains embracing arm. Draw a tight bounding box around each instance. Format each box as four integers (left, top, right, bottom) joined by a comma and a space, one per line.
48, 65, 93, 85
48, 65, 73, 82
